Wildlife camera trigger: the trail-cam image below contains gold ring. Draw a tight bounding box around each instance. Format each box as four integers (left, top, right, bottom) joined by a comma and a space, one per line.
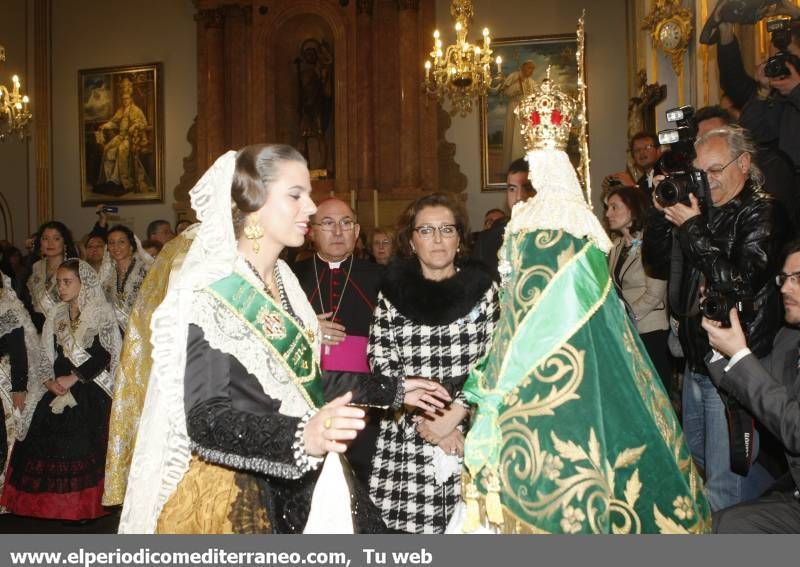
324, 417, 332, 429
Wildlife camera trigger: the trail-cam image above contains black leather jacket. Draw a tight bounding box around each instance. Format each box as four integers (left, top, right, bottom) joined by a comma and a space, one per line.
643, 181, 791, 372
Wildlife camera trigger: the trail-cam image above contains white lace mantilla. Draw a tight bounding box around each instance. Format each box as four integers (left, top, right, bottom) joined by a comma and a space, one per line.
105, 256, 151, 332
0, 275, 51, 441
506, 149, 612, 254
27, 259, 60, 316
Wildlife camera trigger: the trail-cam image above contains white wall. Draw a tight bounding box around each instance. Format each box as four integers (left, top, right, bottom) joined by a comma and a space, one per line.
435, 0, 630, 225
0, 0, 32, 248
49, 0, 196, 240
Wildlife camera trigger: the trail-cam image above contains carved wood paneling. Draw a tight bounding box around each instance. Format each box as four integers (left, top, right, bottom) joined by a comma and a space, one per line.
189, 0, 443, 228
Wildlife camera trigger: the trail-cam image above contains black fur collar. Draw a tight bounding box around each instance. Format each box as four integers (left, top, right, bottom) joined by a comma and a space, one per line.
381, 258, 494, 325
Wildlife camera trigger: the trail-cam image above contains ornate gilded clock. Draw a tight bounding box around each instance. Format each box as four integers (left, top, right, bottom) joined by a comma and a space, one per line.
643, 1, 693, 79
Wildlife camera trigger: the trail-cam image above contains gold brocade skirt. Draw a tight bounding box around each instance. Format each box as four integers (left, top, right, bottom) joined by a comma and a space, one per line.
156, 456, 272, 534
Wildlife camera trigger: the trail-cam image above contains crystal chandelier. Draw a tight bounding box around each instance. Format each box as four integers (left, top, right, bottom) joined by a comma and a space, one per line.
423, 0, 503, 117
0, 43, 32, 142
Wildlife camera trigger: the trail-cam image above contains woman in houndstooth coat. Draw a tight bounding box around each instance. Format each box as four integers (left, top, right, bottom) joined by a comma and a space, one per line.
367, 194, 499, 534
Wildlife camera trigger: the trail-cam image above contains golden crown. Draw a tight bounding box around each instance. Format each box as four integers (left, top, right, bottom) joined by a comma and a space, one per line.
514, 67, 576, 152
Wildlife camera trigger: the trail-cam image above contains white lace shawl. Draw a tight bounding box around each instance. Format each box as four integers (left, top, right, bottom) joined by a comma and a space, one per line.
0, 275, 51, 441
26, 258, 60, 317
506, 149, 612, 254
41, 260, 122, 397
192, 257, 321, 418
104, 252, 152, 331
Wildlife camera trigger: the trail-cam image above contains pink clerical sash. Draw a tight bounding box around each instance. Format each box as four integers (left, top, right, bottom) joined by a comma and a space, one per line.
321, 335, 371, 373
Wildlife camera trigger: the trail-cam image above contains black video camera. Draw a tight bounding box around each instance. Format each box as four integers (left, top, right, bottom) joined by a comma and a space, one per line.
654, 106, 711, 208
764, 16, 800, 78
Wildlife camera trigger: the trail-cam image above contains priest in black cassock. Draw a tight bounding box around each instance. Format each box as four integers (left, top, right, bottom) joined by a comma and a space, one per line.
292, 198, 385, 485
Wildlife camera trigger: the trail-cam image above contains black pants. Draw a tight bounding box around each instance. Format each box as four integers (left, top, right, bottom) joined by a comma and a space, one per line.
713, 474, 800, 533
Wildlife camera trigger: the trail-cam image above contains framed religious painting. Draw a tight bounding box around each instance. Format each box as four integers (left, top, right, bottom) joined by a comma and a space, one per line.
78, 63, 164, 205
479, 34, 583, 191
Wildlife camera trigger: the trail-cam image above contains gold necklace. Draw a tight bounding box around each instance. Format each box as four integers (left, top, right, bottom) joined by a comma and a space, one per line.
69, 308, 80, 332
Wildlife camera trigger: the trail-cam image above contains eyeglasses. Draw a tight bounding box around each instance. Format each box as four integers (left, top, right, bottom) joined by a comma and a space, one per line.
631, 144, 657, 153
702, 153, 743, 176
374, 239, 391, 247
311, 218, 356, 232
413, 224, 458, 239
776, 270, 800, 287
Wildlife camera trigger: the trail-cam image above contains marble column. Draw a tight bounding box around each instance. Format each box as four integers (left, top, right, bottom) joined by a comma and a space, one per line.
396, 0, 421, 190
356, 0, 376, 195
196, 8, 226, 170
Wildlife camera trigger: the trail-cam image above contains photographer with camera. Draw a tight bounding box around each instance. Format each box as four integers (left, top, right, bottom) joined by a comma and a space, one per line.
643, 121, 791, 510
702, 0, 800, 227
702, 239, 800, 532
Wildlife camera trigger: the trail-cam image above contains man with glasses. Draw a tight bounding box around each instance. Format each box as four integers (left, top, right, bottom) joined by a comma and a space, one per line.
292, 197, 384, 484
630, 131, 662, 197
643, 125, 792, 511
703, 239, 800, 532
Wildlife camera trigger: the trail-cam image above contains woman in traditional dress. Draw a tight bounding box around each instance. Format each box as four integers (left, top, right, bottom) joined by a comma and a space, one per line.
120, 145, 449, 534
368, 192, 499, 534
0, 275, 48, 504
605, 185, 671, 392
26, 222, 79, 332
1, 259, 121, 520
104, 225, 152, 333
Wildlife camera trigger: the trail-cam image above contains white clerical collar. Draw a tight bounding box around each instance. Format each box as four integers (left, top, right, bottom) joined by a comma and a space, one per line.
317, 253, 351, 270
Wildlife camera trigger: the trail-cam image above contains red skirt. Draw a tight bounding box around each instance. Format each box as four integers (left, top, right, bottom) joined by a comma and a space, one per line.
0, 382, 111, 520
0, 462, 108, 520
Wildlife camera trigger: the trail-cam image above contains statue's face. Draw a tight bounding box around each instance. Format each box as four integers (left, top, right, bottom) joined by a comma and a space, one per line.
303, 48, 318, 64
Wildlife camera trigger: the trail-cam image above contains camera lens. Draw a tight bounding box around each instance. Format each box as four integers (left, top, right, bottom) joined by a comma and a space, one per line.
700, 295, 730, 321
655, 179, 681, 208
764, 53, 793, 78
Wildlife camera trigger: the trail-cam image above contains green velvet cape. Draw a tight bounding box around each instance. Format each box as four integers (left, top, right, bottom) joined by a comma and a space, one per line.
461, 229, 710, 534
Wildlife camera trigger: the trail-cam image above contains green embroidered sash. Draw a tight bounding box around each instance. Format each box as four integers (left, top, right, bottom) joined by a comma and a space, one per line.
208, 273, 325, 409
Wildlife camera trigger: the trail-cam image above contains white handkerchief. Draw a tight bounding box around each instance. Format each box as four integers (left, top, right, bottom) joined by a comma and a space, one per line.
49, 392, 78, 414
432, 445, 461, 484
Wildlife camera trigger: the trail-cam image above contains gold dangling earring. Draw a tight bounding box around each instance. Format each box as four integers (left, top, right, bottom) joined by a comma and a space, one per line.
244, 214, 264, 254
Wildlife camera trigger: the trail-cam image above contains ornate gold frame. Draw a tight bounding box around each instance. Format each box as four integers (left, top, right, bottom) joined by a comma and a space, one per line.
77, 62, 164, 206
479, 33, 584, 192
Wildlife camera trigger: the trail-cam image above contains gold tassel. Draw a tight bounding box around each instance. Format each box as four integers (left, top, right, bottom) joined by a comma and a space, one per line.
463, 481, 481, 533
485, 471, 504, 527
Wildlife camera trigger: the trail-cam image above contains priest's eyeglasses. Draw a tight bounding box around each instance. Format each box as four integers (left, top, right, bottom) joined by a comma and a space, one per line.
312, 218, 356, 231
776, 270, 800, 287
413, 224, 458, 239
